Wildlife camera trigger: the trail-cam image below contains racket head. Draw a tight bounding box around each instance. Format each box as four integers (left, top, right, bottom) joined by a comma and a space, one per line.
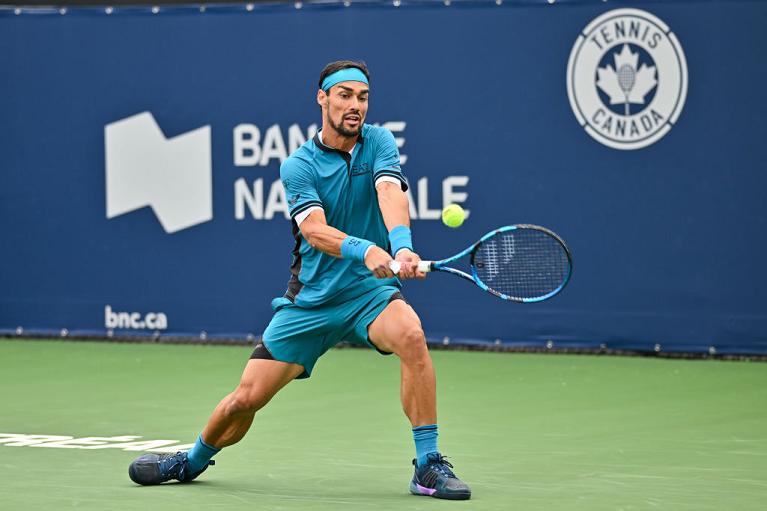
468, 224, 572, 302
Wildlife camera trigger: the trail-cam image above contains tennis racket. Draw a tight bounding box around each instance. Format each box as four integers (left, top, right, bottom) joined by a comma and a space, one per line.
390, 224, 572, 303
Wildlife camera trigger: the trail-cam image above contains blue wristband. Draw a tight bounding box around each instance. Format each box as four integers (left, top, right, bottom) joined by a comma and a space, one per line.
341, 236, 375, 263
388, 225, 413, 256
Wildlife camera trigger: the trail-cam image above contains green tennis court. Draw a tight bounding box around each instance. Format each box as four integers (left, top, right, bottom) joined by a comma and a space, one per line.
1, 339, 765, 510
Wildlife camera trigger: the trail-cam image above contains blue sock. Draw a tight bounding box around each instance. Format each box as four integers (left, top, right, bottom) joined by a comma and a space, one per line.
186, 434, 220, 473
412, 424, 439, 467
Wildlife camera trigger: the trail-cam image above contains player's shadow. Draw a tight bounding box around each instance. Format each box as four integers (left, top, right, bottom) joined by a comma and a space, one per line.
198, 478, 472, 507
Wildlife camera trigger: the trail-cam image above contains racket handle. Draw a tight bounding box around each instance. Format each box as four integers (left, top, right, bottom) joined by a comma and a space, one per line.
417, 261, 433, 273
388, 261, 434, 274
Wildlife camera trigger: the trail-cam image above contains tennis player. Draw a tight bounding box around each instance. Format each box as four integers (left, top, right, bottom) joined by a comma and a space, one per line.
128, 60, 471, 500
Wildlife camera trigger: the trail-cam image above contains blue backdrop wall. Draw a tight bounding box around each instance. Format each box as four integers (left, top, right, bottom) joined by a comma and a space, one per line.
1, 0, 766, 354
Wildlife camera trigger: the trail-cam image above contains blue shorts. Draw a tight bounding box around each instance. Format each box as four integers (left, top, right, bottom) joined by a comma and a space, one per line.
261, 285, 401, 379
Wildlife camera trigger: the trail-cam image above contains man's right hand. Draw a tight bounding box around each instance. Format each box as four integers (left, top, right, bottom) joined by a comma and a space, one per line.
364, 246, 396, 279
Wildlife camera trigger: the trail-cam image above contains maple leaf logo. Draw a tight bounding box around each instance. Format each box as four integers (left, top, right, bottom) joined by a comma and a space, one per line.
596, 44, 658, 116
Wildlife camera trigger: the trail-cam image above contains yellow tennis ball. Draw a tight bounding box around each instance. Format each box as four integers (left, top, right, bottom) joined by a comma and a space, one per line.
442, 204, 465, 228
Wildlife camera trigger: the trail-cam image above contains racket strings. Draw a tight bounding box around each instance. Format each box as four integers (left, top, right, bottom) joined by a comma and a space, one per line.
472, 229, 569, 300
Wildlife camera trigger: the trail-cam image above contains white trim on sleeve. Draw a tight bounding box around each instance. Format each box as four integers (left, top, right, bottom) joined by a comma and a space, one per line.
294, 206, 323, 226
374, 176, 402, 187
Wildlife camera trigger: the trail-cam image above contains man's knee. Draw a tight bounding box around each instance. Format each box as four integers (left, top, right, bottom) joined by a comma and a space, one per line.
227, 384, 272, 415
390, 324, 429, 360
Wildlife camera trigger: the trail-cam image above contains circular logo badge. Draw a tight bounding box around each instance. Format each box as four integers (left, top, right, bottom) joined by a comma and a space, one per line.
567, 8, 688, 150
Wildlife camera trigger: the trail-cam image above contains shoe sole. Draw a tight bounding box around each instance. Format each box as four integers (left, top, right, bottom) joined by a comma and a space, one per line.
410, 481, 471, 500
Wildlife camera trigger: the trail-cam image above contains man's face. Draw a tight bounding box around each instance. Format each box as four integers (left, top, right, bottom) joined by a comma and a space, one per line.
320, 80, 369, 138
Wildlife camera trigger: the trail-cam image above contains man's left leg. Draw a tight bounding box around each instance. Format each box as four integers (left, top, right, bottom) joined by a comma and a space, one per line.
368, 299, 471, 500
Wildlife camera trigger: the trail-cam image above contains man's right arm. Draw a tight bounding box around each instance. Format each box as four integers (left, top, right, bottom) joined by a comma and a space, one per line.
283, 157, 395, 278
299, 210, 395, 279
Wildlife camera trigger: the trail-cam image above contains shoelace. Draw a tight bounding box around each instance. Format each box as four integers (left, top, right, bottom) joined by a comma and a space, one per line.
158, 452, 187, 479
426, 455, 456, 478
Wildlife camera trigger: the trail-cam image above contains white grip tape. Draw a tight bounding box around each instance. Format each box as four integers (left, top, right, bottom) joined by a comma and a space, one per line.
417, 261, 432, 273
389, 261, 433, 274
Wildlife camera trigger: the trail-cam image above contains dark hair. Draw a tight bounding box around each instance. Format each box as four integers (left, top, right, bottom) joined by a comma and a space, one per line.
318, 60, 370, 90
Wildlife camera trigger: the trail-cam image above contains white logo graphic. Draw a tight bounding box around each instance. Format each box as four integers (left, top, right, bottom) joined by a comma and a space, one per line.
0, 432, 192, 453
104, 305, 167, 330
567, 8, 688, 150
105, 112, 212, 233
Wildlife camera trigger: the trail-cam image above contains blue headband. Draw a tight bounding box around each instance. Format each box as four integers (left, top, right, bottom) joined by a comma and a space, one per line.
321, 68, 369, 92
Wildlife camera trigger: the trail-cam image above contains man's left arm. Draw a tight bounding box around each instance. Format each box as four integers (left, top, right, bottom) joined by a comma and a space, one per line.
376, 181, 425, 279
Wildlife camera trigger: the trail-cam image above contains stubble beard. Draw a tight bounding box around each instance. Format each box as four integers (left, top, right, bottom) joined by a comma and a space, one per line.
330, 115, 363, 138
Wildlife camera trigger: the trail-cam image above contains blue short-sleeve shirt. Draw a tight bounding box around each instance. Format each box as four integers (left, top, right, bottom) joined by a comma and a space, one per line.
279, 124, 408, 308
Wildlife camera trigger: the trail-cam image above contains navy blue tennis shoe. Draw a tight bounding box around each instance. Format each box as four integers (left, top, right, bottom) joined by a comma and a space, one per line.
410, 453, 471, 500
128, 451, 214, 485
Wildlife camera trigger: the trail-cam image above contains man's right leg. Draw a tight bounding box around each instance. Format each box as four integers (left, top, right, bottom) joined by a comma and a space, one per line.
200, 357, 304, 448
128, 357, 304, 485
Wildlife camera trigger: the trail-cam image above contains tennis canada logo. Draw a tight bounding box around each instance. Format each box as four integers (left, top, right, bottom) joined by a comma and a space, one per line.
566, 8, 688, 150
